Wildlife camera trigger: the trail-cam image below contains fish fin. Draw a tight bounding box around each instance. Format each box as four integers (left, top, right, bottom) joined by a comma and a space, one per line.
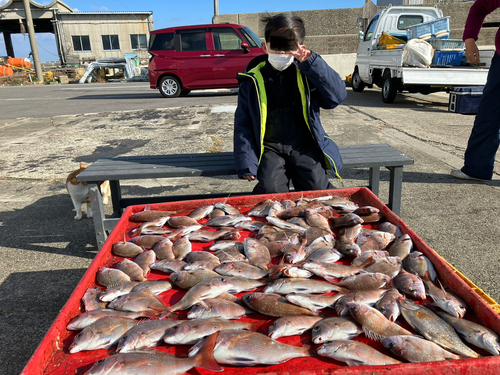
436, 278, 449, 297
144, 205, 151, 211
363, 327, 383, 341
360, 256, 376, 268
323, 276, 337, 284
194, 332, 223, 372
106, 281, 121, 289
421, 271, 431, 281
345, 359, 365, 366
159, 310, 178, 320
230, 359, 257, 365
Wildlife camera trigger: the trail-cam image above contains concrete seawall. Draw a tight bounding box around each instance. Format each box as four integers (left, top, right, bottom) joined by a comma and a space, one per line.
214, 3, 499, 56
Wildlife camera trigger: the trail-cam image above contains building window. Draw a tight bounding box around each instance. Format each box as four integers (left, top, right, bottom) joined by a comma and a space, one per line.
130, 34, 147, 50
102, 35, 120, 51
72, 35, 91, 52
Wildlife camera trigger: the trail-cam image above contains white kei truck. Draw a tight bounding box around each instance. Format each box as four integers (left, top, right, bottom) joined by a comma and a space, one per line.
352, 6, 491, 103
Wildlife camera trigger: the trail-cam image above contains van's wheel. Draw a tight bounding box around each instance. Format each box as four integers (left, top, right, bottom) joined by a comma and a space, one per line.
381, 72, 398, 103
159, 76, 181, 98
351, 70, 365, 92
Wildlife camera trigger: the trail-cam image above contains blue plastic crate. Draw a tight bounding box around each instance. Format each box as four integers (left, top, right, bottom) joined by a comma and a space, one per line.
428, 39, 465, 51
432, 50, 465, 66
406, 17, 450, 40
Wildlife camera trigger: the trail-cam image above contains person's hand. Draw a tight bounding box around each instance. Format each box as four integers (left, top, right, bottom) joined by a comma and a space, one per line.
242, 174, 255, 181
290, 41, 311, 63
465, 38, 480, 64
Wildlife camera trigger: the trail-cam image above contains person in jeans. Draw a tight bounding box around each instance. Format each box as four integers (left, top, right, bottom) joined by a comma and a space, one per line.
451, 0, 500, 180
233, 13, 347, 194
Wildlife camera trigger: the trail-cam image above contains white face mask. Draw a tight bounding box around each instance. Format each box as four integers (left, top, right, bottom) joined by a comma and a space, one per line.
266, 44, 294, 71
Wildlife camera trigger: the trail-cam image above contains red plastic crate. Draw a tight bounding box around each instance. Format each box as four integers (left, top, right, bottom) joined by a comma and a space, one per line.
21, 187, 500, 375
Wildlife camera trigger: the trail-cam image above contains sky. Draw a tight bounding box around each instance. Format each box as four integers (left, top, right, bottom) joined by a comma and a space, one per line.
0, 0, 366, 62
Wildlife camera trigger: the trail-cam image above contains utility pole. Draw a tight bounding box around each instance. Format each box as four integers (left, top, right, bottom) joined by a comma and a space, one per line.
214, 0, 219, 16
22, 0, 44, 83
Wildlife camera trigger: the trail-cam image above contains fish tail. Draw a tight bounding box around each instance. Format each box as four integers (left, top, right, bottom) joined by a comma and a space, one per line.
194, 332, 223, 372
301, 341, 318, 357
250, 321, 263, 332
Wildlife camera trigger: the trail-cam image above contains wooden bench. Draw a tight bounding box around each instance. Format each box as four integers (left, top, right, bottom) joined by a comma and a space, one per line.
77, 143, 414, 249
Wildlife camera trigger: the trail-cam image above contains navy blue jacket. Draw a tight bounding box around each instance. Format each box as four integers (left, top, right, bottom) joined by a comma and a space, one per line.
233, 51, 347, 179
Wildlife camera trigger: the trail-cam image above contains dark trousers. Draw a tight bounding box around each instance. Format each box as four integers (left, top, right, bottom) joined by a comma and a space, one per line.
462, 52, 500, 180
253, 143, 333, 194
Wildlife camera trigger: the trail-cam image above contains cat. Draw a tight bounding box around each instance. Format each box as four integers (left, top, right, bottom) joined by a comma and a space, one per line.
66, 163, 110, 220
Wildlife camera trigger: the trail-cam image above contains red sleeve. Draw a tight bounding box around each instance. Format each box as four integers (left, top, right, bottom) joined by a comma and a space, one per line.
463, 0, 500, 41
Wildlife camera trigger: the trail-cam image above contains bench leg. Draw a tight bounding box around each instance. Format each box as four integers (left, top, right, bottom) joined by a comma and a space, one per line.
110, 180, 122, 217
89, 184, 107, 250
388, 166, 403, 217
369, 167, 380, 197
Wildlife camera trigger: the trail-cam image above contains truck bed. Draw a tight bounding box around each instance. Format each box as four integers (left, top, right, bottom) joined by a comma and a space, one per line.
368, 49, 489, 86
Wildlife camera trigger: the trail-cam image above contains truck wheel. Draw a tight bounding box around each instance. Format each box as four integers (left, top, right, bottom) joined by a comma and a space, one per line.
352, 70, 365, 92
159, 76, 181, 98
381, 72, 398, 103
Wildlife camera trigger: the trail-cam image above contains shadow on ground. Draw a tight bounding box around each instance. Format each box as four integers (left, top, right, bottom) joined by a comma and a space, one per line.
0, 192, 98, 259
1, 269, 88, 375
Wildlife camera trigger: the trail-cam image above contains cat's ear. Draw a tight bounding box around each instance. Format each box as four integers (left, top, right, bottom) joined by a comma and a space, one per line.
79, 162, 86, 169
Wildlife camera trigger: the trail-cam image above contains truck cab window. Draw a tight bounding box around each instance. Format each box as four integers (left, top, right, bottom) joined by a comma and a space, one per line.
364, 16, 379, 41
398, 15, 424, 30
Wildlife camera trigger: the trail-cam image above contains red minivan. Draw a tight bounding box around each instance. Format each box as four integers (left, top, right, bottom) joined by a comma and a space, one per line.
148, 23, 265, 98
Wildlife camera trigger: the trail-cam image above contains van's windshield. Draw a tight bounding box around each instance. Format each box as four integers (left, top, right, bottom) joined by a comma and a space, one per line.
240, 27, 262, 47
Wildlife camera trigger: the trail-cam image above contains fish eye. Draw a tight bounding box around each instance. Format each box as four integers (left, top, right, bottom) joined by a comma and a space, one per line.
96, 359, 105, 365
313, 326, 320, 331
380, 307, 386, 313
75, 332, 82, 339
386, 342, 396, 349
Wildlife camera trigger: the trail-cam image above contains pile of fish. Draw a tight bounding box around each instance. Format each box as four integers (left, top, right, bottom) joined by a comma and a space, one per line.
68, 196, 500, 374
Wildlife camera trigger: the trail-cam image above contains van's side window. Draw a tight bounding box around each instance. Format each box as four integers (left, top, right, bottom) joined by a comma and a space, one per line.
364, 15, 379, 41
212, 28, 243, 50
240, 27, 262, 48
149, 33, 174, 50
178, 31, 207, 51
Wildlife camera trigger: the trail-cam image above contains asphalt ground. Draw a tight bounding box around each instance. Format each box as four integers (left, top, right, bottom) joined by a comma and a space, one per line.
1, 85, 499, 374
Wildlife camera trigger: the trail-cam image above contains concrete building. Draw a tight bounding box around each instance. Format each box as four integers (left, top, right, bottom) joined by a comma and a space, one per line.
0, 0, 153, 65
